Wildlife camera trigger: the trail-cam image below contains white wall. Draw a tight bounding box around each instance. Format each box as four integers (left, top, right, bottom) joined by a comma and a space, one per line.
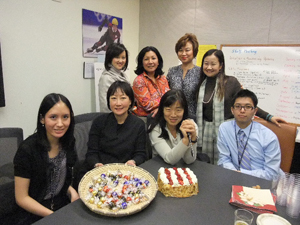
2, 0, 300, 138
0, 0, 140, 138
139, 0, 300, 74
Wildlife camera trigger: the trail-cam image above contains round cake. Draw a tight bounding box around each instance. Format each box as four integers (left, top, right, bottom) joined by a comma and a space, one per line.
157, 167, 198, 198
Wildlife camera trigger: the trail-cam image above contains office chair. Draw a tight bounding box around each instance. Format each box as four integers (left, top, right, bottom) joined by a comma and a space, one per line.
0, 127, 23, 184
74, 113, 102, 162
254, 118, 297, 173
73, 113, 102, 189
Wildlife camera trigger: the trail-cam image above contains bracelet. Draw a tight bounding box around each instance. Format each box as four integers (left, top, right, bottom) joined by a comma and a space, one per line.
191, 136, 198, 143
266, 114, 274, 121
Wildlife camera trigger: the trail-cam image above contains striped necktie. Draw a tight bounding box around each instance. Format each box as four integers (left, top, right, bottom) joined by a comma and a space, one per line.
237, 129, 251, 170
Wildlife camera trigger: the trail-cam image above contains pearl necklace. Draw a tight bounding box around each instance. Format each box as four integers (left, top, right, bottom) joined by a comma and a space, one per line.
202, 89, 215, 104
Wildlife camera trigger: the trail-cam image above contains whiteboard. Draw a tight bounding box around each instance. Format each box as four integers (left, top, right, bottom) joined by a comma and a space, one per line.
221, 45, 300, 124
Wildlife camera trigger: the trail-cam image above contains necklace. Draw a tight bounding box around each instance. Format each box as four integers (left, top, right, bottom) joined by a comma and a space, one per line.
48, 148, 64, 210
202, 89, 215, 104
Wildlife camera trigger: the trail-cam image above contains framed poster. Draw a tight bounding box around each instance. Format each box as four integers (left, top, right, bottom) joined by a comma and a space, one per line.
82, 9, 123, 58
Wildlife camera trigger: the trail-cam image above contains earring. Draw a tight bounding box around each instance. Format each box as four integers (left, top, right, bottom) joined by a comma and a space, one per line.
42, 123, 44, 127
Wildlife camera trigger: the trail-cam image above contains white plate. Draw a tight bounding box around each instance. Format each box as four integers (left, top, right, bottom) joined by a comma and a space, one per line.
256, 213, 291, 225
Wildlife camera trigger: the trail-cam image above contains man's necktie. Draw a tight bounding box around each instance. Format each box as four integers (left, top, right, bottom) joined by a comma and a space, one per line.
237, 129, 251, 170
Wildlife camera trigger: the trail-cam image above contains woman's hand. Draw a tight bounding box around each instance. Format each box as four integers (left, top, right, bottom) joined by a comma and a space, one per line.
270, 116, 288, 127
67, 186, 80, 202
180, 119, 197, 145
125, 160, 136, 166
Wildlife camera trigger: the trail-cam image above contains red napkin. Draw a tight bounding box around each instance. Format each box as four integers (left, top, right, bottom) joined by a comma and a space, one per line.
229, 185, 277, 214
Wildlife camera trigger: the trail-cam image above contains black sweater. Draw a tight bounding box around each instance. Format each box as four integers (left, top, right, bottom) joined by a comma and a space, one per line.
13, 133, 77, 204
85, 113, 146, 170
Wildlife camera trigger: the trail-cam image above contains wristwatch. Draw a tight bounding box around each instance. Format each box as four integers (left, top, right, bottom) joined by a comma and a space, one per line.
191, 136, 198, 143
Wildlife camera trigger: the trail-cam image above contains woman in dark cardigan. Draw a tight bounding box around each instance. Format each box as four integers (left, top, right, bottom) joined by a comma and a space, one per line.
83, 81, 147, 171
11, 93, 79, 225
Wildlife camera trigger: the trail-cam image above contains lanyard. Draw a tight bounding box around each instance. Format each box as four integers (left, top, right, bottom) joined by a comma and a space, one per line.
234, 121, 253, 170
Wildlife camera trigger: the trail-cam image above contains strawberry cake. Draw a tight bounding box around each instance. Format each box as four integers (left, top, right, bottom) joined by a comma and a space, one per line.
157, 167, 198, 198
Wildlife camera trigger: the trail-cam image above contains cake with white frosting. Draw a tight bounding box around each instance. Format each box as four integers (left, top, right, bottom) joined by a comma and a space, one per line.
157, 167, 198, 197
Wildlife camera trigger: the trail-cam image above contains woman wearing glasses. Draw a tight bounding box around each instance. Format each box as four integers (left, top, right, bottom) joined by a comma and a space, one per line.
148, 89, 197, 165
196, 49, 286, 164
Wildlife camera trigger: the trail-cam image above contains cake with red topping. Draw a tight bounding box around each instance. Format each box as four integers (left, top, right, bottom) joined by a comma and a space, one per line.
157, 167, 198, 198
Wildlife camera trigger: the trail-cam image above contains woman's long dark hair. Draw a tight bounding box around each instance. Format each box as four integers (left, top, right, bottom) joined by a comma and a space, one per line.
148, 89, 189, 140
37, 93, 75, 151
197, 49, 227, 101
134, 46, 164, 78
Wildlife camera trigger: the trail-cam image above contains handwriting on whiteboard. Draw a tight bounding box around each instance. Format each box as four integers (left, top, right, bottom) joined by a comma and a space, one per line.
223, 46, 300, 124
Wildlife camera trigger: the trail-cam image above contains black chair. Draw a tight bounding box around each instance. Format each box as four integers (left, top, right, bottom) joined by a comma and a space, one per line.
0, 127, 23, 184
146, 114, 155, 160
74, 113, 102, 163
73, 113, 102, 190
0, 127, 23, 220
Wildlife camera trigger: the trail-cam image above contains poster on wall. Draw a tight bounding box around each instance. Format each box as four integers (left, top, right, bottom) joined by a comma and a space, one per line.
82, 9, 123, 58
0, 43, 5, 107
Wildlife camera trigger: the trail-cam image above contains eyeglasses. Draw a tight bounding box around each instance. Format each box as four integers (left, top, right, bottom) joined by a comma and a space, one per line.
233, 105, 255, 111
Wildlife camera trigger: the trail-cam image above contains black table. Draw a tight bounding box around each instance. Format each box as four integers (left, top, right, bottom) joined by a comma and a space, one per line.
34, 157, 300, 225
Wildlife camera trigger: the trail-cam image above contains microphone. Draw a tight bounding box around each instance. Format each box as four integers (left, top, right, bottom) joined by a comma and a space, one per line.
187, 132, 194, 157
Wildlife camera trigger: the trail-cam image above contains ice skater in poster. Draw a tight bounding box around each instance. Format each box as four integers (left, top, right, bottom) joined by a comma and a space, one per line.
82, 9, 123, 57
86, 16, 121, 53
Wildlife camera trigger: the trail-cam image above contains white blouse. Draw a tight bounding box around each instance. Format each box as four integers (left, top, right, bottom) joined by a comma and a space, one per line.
149, 121, 197, 165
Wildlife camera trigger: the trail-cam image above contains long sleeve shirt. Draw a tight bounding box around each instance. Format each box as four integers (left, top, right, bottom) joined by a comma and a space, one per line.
167, 65, 200, 119
149, 124, 197, 165
132, 72, 170, 117
85, 113, 146, 170
217, 120, 283, 180
203, 76, 269, 121
98, 66, 129, 113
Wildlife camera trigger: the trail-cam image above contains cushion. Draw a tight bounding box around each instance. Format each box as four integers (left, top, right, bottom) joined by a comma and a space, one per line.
0, 181, 18, 219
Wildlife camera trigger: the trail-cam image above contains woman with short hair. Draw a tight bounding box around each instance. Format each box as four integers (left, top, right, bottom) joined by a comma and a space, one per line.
167, 33, 200, 119
84, 81, 147, 171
